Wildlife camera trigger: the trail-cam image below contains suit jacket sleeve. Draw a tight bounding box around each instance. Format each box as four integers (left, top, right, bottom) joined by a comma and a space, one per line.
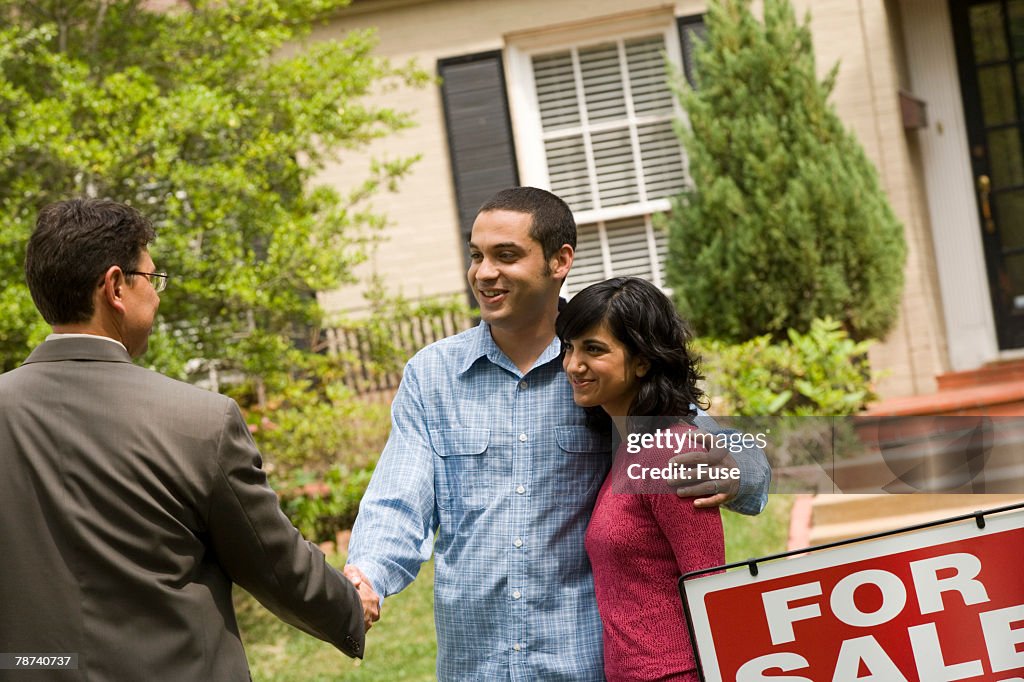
205, 399, 365, 658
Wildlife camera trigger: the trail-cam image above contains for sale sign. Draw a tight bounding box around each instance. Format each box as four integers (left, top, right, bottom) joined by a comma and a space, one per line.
682, 508, 1024, 681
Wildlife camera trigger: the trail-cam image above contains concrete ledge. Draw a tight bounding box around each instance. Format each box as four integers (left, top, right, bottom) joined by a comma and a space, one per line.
865, 382, 1024, 417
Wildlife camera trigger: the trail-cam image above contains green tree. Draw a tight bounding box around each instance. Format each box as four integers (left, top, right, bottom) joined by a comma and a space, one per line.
0, 0, 427, 387
665, 0, 906, 342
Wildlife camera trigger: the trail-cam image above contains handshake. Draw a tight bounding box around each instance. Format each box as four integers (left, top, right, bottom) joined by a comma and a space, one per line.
344, 565, 382, 631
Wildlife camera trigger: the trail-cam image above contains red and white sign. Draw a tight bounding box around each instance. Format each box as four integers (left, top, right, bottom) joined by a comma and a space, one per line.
683, 508, 1024, 681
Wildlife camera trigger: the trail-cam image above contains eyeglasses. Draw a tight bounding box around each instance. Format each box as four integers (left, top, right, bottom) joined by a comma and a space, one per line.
126, 271, 169, 293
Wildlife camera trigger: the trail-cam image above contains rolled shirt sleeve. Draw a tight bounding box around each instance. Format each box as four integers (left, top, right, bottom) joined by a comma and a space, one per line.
347, 361, 438, 598
693, 410, 771, 515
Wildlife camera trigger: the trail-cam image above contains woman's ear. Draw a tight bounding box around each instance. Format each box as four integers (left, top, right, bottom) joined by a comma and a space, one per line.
635, 357, 650, 378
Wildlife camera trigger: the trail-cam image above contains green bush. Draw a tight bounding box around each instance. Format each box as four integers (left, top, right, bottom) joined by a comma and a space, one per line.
665, 0, 906, 342
279, 466, 375, 543
697, 318, 875, 472
245, 377, 388, 541
245, 372, 390, 476
697, 318, 875, 417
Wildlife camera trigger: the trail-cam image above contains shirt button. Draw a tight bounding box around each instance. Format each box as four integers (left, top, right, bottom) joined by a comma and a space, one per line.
513, 643, 521, 652
513, 590, 522, 599
516, 485, 526, 494
513, 538, 523, 548
519, 380, 528, 389
519, 433, 528, 442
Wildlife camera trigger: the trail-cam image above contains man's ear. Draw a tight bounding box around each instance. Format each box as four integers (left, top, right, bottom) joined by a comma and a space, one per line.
550, 244, 574, 281
100, 265, 128, 314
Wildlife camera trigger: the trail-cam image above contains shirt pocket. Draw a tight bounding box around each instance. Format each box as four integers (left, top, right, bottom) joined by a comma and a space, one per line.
429, 427, 493, 510
553, 426, 610, 509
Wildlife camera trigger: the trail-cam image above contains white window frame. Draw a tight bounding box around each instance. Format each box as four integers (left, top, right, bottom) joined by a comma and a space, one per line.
504, 8, 688, 295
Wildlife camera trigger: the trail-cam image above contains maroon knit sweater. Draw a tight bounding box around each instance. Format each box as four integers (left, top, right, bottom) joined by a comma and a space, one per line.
585, 426, 725, 681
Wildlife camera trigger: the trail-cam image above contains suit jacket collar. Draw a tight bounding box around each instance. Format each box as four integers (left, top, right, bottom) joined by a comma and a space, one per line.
23, 337, 134, 365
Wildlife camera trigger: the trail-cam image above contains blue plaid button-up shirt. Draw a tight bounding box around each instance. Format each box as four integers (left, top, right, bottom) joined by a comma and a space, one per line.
348, 323, 768, 681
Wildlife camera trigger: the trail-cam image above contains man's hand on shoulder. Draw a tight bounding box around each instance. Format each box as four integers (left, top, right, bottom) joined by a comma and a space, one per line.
664, 430, 742, 508
343, 564, 381, 631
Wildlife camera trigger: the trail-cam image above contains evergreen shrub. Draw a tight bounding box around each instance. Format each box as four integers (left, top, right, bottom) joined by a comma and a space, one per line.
665, 0, 906, 342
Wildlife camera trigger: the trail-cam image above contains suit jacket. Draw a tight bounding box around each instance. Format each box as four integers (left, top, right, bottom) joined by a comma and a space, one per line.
0, 337, 364, 681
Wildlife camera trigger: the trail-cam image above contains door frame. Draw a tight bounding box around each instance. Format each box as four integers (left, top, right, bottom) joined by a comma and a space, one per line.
899, 0, 999, 370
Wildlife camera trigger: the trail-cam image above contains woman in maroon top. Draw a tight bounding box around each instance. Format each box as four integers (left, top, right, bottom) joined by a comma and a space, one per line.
557, 276, 724, 682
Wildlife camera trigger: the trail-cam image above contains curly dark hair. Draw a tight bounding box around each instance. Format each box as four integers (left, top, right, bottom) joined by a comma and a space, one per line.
556, 277, 708, 432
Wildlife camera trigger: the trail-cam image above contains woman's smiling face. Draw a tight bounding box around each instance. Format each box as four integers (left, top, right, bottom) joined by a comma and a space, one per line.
562, 321, 648, 417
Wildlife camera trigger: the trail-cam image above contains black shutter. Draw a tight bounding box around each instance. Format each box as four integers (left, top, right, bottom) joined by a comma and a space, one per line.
677, 14, 707, 89
438, 50, 520, 303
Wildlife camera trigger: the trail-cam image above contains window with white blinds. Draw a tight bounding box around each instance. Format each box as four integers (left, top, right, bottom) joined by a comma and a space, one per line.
531, 35, 686, 212
523, 32, 686, 297
564, 214, 670, 297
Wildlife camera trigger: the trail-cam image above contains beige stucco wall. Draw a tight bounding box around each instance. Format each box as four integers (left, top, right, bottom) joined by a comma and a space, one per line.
791, 0, 950, 397
313, 0, 951, 398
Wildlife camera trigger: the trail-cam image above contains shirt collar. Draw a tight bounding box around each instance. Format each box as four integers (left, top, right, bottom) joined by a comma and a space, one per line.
457, 321, 564, 378
46, 332, 127, 353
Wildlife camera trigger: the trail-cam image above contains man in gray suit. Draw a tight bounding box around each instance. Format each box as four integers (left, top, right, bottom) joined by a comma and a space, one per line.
0, 199, 368, 681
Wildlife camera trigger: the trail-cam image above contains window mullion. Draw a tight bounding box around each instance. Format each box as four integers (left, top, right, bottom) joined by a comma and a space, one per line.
570, 48, 602, 212
597, 221, 614, 278
618, 40, 648, 204
644, 213, 663, 287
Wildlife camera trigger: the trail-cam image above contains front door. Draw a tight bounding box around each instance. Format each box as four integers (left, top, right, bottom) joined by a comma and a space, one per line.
951, 0, 1024, 349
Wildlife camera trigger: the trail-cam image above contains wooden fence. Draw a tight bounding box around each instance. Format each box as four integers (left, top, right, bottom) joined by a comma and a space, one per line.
315, 307, 478, 394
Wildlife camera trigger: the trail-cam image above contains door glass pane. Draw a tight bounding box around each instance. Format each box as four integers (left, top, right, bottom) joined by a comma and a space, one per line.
1002, 253, 1024, 309
987, 128, 1024, 187
1011, 0, 1024, 56
1017, 63, 1024, 118
979, 65, 1017, 125
995, 189, 1024, 251
972, 3, 1009, 62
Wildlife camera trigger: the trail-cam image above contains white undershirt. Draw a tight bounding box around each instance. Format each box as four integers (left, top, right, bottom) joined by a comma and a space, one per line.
46, 333, 127, 353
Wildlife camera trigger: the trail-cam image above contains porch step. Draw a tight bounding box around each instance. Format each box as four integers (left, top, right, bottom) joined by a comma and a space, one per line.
807, 493, 1024, 546
936, 358, 1024, 391
864, 381, 1024, 416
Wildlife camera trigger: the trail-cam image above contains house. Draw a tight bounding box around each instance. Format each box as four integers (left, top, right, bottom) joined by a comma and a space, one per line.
311, 0, 1022, 405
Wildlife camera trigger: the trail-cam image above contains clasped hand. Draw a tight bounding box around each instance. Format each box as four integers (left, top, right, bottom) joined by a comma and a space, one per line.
343, 565, 381, 632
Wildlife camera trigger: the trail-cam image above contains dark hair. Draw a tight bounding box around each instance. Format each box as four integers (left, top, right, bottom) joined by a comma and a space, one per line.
478, 187, 577, 260
556, 277, 708, 432
25, 198, 156, 325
